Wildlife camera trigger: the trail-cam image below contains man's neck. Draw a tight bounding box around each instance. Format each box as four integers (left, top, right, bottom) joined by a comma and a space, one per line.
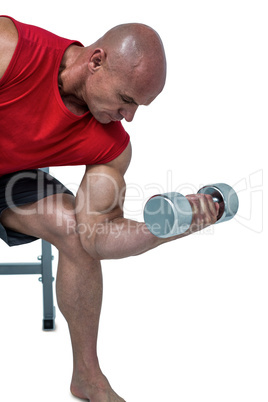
58, 45, 89, 116
58, 90, 89, 116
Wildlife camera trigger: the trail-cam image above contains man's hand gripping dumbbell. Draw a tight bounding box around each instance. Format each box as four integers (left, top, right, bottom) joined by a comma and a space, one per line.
144, 183, 239, 238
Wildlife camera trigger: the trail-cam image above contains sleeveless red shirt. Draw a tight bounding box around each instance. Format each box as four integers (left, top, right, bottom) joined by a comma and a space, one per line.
0, 17, 130, 176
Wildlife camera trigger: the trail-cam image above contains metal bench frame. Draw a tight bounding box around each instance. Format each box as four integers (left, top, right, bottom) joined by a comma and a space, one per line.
0, 239, 55, 330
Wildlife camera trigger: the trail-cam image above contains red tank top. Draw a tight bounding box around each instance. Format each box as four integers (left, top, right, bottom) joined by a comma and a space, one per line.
0, 17, 130, 176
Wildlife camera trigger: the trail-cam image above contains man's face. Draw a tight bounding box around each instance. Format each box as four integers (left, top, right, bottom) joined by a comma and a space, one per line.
84, 62, 162, 124
85, 74, 138, 124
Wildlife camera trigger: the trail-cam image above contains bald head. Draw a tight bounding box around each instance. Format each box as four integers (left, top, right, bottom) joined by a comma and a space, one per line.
98, 23, 165, 59
95, 23, 167, 95
63, 23, 167, 123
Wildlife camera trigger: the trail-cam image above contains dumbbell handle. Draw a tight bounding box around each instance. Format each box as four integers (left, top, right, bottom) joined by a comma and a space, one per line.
144, 183, 239, 238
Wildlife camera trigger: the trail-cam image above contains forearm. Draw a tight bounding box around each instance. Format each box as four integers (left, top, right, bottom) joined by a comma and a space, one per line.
76, 160, 218, 260
79, 217, 174, 260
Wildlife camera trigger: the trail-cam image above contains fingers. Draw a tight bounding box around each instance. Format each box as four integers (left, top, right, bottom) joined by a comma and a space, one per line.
203, 194, 219, 219
186, 193, 219, 233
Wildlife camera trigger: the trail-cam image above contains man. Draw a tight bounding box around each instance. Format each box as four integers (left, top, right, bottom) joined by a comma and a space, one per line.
0, 16, 219, 401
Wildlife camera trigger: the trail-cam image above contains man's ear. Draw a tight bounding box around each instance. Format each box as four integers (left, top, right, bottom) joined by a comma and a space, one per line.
88, 48, 106, 73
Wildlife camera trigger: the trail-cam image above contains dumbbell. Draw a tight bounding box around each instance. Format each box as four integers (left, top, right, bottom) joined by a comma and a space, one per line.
143, 183, 239, 238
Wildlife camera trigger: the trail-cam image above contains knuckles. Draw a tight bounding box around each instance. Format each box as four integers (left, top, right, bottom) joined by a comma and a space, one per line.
186, 193, 218, 230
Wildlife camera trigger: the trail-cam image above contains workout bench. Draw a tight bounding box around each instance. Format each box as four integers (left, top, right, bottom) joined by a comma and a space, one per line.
0, 168, 56, 331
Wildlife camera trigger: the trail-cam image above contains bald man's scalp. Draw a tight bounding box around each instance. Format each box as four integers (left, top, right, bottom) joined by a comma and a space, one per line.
95, 23, 166, 75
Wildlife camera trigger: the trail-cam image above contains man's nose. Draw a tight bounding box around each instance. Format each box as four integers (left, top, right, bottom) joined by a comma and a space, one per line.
119, 105, 139, 122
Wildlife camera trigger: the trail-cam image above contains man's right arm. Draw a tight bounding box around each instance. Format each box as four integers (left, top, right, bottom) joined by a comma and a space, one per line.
75, 144, 219, 260
0, 17, 18, 80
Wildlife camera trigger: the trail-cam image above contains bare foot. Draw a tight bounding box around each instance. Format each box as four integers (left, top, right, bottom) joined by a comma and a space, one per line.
71, 372, 126, 402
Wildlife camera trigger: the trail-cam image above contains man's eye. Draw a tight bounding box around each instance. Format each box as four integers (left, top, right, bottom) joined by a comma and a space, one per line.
121, 96, 132, 104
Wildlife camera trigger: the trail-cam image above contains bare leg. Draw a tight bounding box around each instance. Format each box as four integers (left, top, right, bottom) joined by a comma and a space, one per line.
0, 194, 126, 401
57, 249, 125, 401
57, 251, 103, 397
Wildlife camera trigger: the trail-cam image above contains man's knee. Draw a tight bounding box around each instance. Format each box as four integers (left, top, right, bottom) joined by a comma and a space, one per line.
50, 197, 97, 260
49, 199, 80, 247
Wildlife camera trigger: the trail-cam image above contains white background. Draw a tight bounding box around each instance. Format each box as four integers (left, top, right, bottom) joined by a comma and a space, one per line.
0, 1, 267, 401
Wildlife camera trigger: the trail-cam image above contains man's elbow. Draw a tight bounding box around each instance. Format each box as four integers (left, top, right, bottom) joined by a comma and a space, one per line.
76, 222, 103, 260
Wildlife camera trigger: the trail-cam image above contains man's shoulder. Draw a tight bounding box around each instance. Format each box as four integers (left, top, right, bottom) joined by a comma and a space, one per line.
0, 17, 18, 80
86, 141, 132, 177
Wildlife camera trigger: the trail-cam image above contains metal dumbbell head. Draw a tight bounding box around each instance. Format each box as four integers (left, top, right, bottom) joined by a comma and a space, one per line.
144, 192, 193, 238
144, 183, 239, 238
197, 183, 239, 224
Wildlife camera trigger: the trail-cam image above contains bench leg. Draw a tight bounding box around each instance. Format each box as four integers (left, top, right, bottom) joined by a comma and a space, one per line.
40, 240, 56, 330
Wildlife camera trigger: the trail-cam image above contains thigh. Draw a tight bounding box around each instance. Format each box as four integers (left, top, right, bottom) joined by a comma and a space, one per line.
1, 193, 77, 247
0, 169, 75, 247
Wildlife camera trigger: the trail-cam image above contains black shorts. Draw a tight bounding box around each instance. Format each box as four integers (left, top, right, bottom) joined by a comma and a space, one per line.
0, 169, 73, 247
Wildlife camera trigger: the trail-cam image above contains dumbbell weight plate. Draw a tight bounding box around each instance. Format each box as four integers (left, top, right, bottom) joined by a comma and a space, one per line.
197, 183, 239, 224
144, 192, 193, 238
